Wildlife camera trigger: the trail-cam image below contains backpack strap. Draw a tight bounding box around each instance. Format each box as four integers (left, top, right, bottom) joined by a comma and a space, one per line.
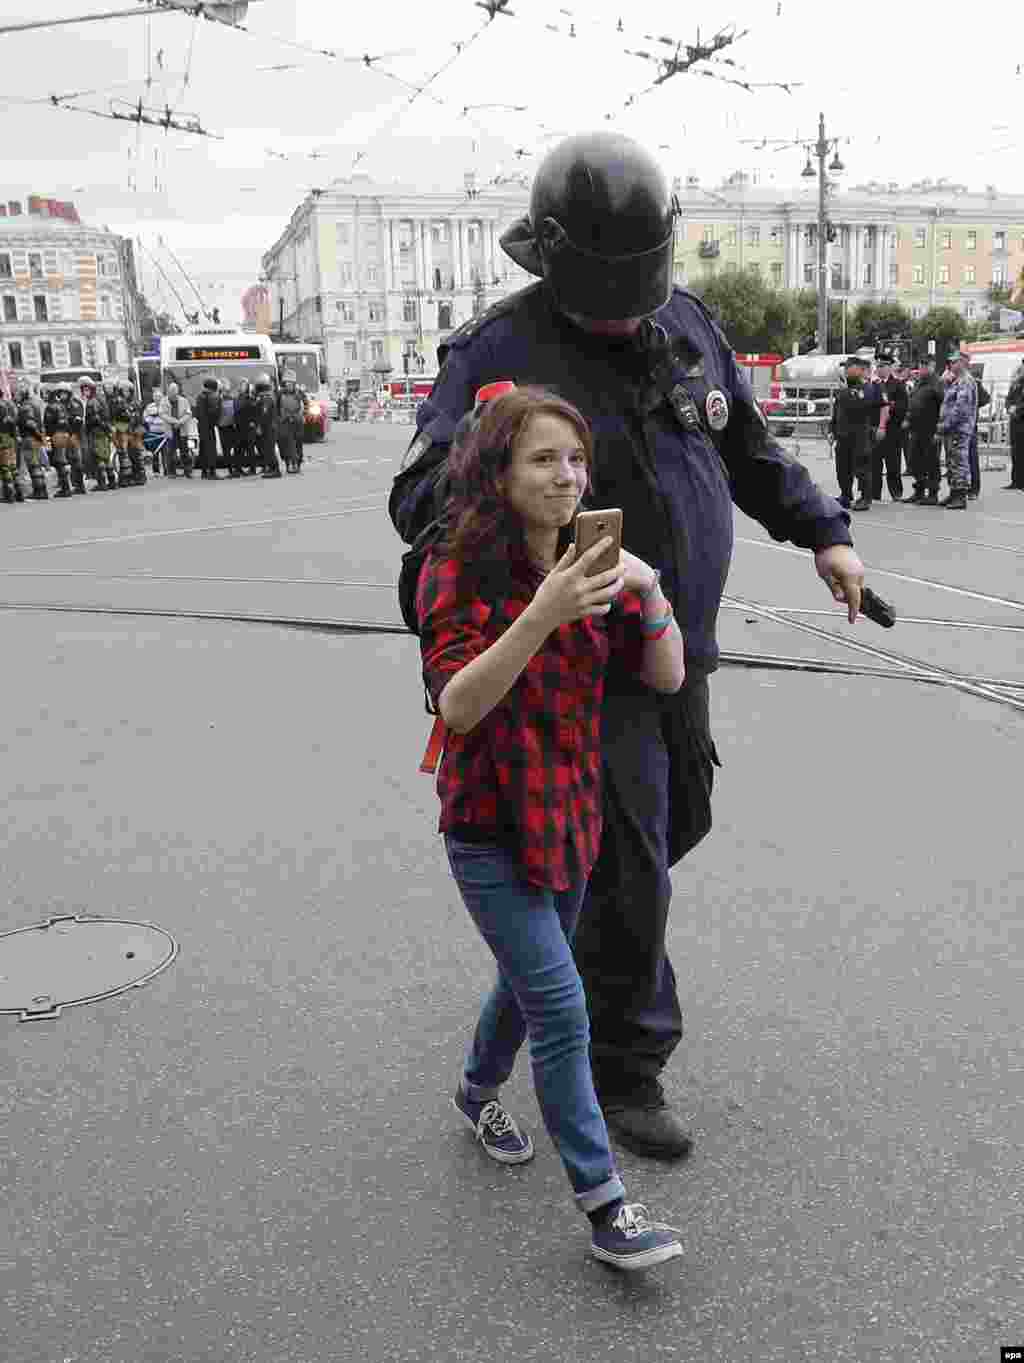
419, 714, 447, 775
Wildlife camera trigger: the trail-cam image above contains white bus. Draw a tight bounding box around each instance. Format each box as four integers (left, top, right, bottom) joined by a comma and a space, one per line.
160, 330, 276, 404
274, 341, 330, 440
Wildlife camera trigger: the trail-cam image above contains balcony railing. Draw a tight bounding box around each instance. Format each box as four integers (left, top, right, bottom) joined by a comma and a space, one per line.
698, 241, 720, 259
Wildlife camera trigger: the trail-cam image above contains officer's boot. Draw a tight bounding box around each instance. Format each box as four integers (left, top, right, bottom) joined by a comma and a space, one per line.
940, 488, 967, 509
30, 467, 49, 499
55, 464, 72, 498
71, 464, 87, 495
13, 476, 25, 502
95, 465, 109, 491
131, 452, 146, 486
118, 453, 132, 487
182, 451, 194, 478
922, 485, 939, 506
1, 476, 14, 504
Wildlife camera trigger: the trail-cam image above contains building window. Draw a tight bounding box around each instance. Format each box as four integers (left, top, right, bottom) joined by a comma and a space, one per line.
431, 221, 448, 244
939, 229, 952, 250
366, 265, 379, 284
339, 263, 353, 286
343, 340, 357, 363
398, 223, 413, 251
402, 296, 417, 324
831, 264, 843, 290
769, 225, 782, 244
912, 304, 925, 319
889, 262, 898, 286
702, 225, 715, 244
68, 339, 83, 366
967, 230, 977, 251
938, 264, 950, 285
33, 295, 48, 322
0, 253, 11, 279
100, 255, 119, 277
28, 252, 43, 279
336, 300, 354, 322
336, 222, 351, 248
865, 226, 876, 247
747, 261, 761, 277
438, 300, 453, 330
914, 227, 927, 248
803, 224, 816, 247
993, 265, 1007, 286
745, 225, 760, 246
863, 263, 873, 286
367, 303, 382, 322
965, 265, 977, 285
725, 227, 737, 247
965, 302, 976, 320
770, 261, 783, 285
467, 223, 481, 247
803, 263, 815, 284
913, 264, 925, 284
39, 340, 53, 367
994, 230, 1007, 250
100, 295, 112, 319
370, 339, 384, 362
841, 225, 850, 246
890, 230, 901, 248
105, 339, 117, 364
8, 341, 23, 368
2, 295, 16, 322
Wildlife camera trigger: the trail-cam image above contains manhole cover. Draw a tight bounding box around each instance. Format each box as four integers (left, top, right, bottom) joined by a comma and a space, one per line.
0, 914, 178, 1022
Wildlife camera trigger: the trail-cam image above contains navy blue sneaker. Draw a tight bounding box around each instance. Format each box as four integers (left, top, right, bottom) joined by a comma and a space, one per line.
590, 1203, 683, 1271
452, 1089, 534, 1165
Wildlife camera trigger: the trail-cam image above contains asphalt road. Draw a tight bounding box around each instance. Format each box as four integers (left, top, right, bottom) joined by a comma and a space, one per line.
1, 423, 1022, 1363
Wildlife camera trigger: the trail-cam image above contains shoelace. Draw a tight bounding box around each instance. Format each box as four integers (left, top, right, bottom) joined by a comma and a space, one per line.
478, 1100, 517, 1140
611, 1203, 683, 1239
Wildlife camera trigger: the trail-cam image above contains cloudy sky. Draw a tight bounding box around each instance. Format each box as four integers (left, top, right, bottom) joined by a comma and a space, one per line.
4, 0, 1024, 325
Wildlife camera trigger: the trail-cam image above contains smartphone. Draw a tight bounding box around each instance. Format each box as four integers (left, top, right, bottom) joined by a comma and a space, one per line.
573, 509, 623, 576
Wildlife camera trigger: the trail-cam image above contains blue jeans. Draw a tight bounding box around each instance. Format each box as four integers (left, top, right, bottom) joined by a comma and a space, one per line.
445, 836, 626, 1216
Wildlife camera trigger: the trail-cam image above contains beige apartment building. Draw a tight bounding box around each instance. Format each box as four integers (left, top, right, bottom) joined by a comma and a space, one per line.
0, 208, 139, 389
262, 173, 1024, 383
261, 173, 535, 384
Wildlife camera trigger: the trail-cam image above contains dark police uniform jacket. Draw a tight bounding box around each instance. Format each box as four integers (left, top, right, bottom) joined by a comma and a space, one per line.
406, 283, 852, 685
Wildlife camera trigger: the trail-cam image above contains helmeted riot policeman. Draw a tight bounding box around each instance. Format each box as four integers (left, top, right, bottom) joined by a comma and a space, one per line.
16, 379, 47, 499
79, 375, 114, 489
44, 383, 74, 497
254, 374, 281, 478
64, 381, 88, 494
277, 369, 304, 473
0, 387, 22, 503
390, 131, 864, 1160
195, 376, 223, 479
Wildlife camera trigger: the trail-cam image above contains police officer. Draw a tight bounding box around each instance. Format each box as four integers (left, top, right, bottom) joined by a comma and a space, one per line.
234, 380, 258, 475
937, 348, 977, 509
195, 377, 223, 479
0, 387, 23, 503
80, 375, 114, 489
124, 380, 147, 485
904, 359, 944, 504
15, 379, 47, 499
65, 380, 88, 494
217, 380, 240, 476
44, 383, 74, 497
254, 374, 281, 477
277, 370, 304, 473
873, 353, 908, 503
109, 379, 134, 486
391, 131, 864, 1160
1003, 360, 1024, 491
830, 358, 874, 510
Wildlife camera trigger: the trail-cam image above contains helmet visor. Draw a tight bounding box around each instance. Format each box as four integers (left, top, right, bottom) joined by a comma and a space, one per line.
545, 231, 675, 321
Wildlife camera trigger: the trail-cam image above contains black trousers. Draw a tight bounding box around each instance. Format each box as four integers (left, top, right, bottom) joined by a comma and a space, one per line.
1010, 421, 1024, 488
198, 425, 218, 475
219, 426, 236, 468
873, 429, 904, 500
573, 677, 717, 1097
835, 435, 872, 500
908, 429, 940, 491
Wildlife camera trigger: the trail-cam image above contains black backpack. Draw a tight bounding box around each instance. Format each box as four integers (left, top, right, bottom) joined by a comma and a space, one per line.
398, 517, 447, 635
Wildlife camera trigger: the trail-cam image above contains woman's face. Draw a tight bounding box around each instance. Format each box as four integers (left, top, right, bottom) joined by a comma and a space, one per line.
499, 412, 588, 533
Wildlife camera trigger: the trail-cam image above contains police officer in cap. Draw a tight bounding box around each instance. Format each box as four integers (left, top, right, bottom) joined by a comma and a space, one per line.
391, 131, 864, 1160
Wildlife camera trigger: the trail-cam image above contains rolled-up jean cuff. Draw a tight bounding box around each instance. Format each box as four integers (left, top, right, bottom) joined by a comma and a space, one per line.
575, 1175, 627, 1215
461, 1078, 501, 1104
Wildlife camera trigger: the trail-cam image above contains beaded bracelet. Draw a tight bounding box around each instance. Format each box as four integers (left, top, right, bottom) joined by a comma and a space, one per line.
643, 617, 673, 642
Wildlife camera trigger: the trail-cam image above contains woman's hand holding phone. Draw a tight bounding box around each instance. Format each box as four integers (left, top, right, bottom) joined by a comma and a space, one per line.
528, 539, 624, 632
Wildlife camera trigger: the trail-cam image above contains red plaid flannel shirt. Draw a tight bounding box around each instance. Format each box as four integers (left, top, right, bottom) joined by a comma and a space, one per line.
417, 550, 646, 890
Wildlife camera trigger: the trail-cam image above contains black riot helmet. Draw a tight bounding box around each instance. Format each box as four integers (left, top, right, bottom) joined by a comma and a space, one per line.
500, 131, 679, 321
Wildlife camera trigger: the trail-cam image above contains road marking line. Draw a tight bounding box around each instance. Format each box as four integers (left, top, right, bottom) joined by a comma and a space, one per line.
734, 536, 1024, 612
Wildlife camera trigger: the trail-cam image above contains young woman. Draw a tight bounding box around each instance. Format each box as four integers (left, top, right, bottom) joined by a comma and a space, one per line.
416, 384, 687, 1271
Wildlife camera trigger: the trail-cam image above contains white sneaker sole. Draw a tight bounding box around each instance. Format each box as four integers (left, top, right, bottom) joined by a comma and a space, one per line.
591, 1240, 683, 1271
451, 1098, 535, 1165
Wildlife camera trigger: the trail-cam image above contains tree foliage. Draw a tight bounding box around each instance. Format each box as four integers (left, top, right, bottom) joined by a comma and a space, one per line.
911, 306, 968, 359
848, 301, 912, 349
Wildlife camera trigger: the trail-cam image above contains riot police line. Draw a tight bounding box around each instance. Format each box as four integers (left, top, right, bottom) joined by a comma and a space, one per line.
0, 369, 309, 505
